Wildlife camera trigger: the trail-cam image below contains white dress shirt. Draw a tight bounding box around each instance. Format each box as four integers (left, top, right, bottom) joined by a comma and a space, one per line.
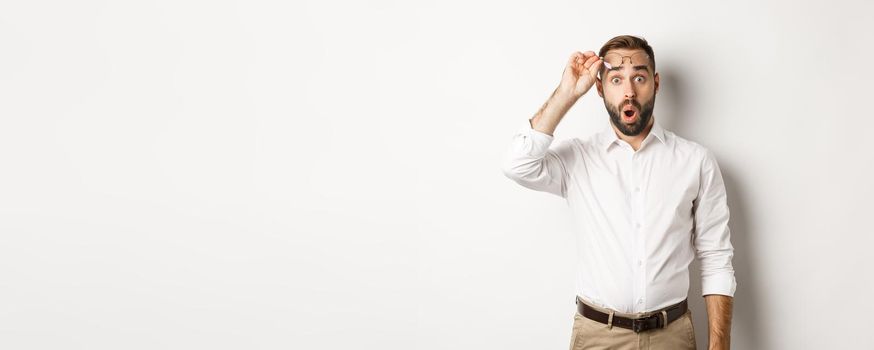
501, 118, 736, 313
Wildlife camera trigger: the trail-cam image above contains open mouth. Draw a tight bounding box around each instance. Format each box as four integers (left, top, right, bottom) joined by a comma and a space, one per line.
622, 105, 638, 120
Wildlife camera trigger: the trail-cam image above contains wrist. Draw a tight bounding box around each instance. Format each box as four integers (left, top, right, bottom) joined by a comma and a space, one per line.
708, 336, 730, 350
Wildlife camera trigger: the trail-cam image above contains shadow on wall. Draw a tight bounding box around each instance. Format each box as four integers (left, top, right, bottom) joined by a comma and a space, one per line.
657, 64, 766, 350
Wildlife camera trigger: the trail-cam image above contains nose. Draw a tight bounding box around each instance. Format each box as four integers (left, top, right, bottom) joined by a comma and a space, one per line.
624, 81, 636, 99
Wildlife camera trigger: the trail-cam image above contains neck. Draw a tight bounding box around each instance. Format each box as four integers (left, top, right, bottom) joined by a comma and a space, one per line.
611, 117, 655, 151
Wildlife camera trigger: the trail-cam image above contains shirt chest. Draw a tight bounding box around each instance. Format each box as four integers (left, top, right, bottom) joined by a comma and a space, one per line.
567, 146, 702, 221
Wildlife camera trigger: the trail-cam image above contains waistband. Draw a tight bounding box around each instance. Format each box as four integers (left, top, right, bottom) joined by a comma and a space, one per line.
575, 295, 686, 318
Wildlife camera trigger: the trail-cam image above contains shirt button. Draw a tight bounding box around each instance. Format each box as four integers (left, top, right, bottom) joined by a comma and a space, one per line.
635, 187, 641, 192
638, 298, 644, 304
637, 260, 643, 266
635, 222, 641, 229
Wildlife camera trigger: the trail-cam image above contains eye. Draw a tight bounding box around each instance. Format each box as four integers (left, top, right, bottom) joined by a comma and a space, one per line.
611, 77, 621, 84
634, 76, 646, 83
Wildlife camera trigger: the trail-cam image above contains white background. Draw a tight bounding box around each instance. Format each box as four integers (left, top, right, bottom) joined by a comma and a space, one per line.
1, 0, 872, 349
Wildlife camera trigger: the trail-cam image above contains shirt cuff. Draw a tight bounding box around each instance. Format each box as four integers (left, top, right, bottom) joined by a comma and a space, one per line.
701, 272, 737, 297
514, 117, 554, 157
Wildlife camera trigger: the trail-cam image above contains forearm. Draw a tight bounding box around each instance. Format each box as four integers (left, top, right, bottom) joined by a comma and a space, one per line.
529, 86, 580, 136
704, 294, 733, 350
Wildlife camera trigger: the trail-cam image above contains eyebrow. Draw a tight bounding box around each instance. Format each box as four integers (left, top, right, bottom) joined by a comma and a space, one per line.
607, 65, 650, 75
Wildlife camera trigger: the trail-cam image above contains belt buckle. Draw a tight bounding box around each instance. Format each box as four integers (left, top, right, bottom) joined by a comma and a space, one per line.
632, 318, 647, 333
631, 314, 660, 333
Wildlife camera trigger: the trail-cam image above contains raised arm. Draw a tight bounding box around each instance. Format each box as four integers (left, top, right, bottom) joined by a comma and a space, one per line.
530, 51, 603, 135
501, 52, 603, 197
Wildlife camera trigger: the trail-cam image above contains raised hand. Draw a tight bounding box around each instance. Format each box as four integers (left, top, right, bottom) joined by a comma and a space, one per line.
559, 51, 603, 99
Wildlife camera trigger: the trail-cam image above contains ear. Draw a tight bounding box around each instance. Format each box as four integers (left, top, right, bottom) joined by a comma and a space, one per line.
654, 72, 660, 95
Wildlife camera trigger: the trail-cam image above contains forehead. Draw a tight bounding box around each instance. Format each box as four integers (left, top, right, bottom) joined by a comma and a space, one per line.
604, 48, 648, 57
603, 48, 651, 64
603, 48, 652, 76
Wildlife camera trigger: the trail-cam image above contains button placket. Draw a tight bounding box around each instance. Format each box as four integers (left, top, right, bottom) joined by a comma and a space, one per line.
631, 153, 647, 312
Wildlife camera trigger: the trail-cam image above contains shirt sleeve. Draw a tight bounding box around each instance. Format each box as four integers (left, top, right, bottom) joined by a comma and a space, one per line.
500, 117, 570, 198
692, 148, 737, 297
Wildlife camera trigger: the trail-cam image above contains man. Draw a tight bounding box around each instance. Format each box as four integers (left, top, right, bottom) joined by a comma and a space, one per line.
501, 35, 735, 350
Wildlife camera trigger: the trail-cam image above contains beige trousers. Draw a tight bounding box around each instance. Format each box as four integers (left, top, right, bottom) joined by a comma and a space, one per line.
569, 296, 696, 350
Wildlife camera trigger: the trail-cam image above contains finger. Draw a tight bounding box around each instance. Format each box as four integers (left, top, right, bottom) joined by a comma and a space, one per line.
583, 55, 599, 69
568, 51, 583, 66
581, 51, 597, 60
575, 55, 585, 70
588, 60, 603, 79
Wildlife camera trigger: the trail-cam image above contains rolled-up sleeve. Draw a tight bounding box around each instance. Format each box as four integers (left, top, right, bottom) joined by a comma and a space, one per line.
500, 118, 569, 198
692, 149, 737, 297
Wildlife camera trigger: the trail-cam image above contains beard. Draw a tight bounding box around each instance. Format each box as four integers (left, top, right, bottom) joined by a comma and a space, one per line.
605, 95, 655, 137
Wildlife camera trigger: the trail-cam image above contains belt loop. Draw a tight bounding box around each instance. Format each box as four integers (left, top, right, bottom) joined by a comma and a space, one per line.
660, 310, 668, 328
607, 310, 614, 329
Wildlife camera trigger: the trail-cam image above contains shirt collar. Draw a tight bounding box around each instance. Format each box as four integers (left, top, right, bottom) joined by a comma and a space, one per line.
600, 119, 667, 151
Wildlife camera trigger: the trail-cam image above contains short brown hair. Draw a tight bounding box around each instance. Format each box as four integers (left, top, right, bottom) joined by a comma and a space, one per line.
598, 35, 655, 79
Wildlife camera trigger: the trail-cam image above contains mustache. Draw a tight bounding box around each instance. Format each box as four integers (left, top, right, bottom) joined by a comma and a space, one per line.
620, 100, 641, 110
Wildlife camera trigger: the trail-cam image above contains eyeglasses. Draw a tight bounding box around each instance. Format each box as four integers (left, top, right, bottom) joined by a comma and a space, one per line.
600, 52, 651, 70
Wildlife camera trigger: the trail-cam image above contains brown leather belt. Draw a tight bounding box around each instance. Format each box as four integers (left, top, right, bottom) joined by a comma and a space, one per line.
575, 296, 688, 333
